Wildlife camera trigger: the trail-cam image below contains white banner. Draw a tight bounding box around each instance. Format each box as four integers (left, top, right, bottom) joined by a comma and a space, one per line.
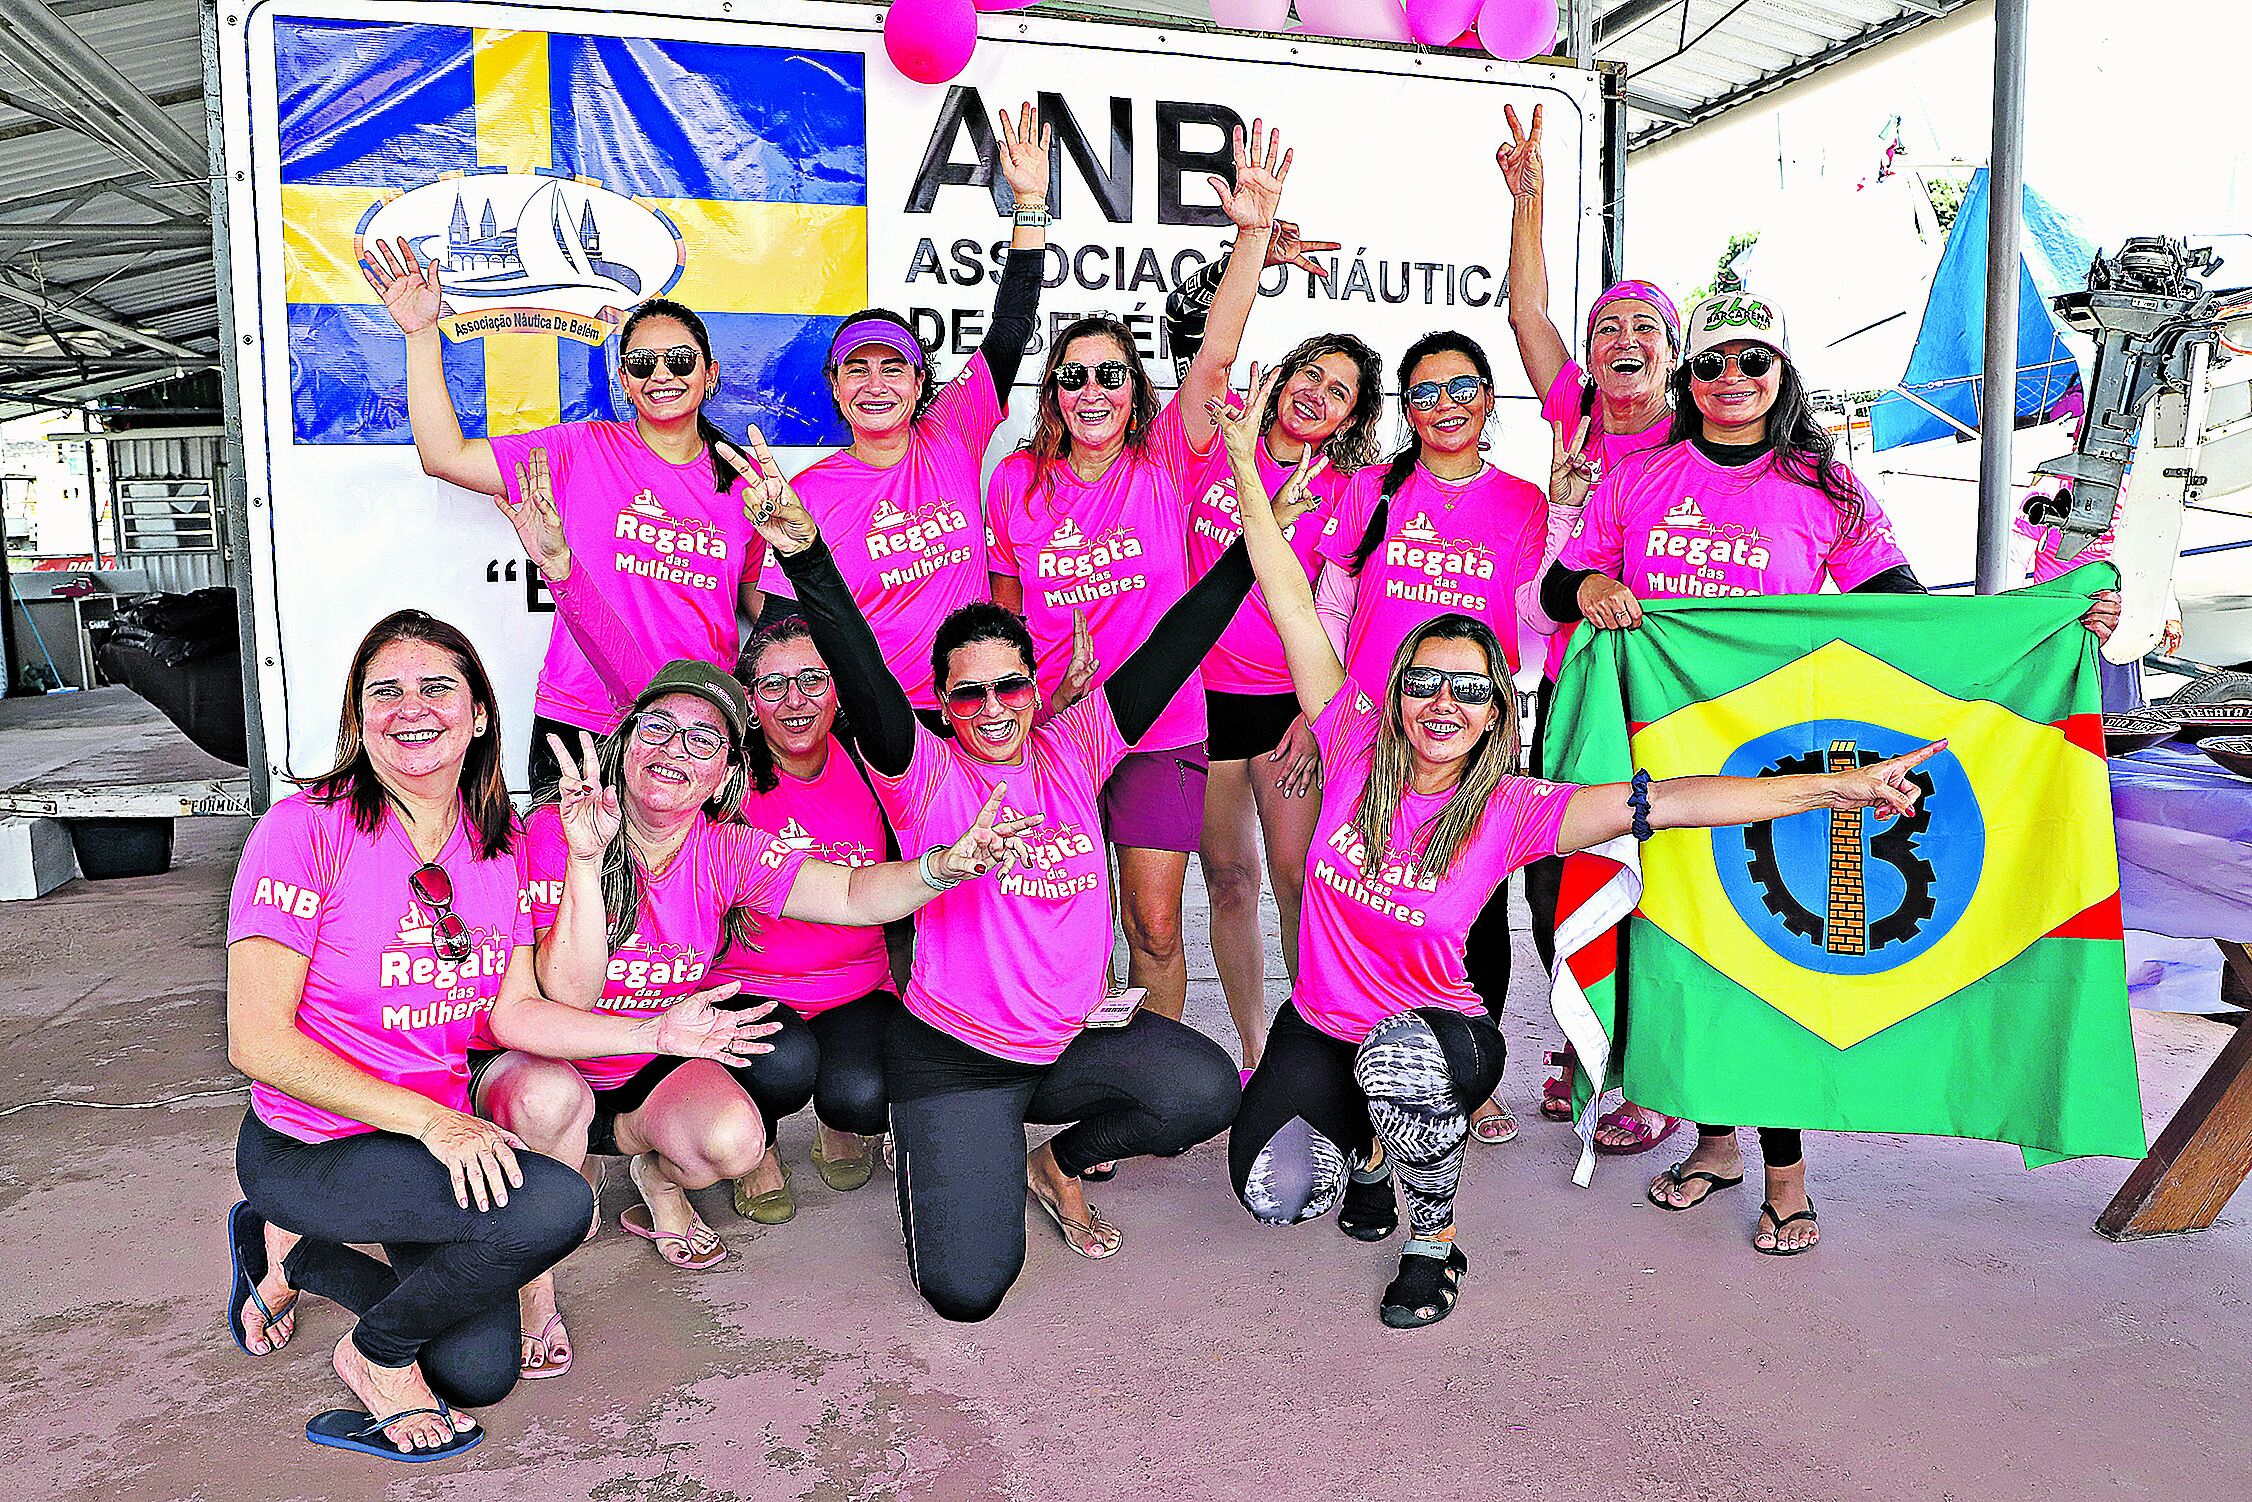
213, 0, 1605, 790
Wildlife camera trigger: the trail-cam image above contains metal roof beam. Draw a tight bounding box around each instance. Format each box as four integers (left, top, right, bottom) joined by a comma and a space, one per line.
0, 221, 209, 249
0, 1, 208, 207
0, 268, 206, 359
1623, 88, 1698, 124
0, 353, 215, 371
1595, 0, 1684, 46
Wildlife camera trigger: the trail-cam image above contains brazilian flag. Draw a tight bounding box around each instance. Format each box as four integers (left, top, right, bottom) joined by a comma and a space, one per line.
1545, 565, 2146, 1184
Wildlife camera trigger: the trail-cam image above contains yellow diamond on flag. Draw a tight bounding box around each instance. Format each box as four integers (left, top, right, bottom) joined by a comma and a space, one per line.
1629, 640, 2114, 1049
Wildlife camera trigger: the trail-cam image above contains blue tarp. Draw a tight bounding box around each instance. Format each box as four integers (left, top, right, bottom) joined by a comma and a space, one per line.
1870, 169, 2094, 451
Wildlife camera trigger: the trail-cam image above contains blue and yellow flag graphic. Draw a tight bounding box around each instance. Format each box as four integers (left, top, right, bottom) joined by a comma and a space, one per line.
276, 19, 867, 446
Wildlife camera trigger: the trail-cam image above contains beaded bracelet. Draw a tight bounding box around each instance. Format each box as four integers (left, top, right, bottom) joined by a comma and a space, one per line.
1628, 769, 1654, 842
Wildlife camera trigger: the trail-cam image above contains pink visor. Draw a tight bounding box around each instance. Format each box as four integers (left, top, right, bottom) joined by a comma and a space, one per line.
827, 319, 925, 370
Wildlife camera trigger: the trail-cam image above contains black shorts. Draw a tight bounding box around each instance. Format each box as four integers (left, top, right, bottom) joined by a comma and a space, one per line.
1204, 689, 1301, 762
470, 1048, 682, 1158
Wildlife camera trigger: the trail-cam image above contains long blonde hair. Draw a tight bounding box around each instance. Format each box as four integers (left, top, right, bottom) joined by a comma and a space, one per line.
1351, 614, 1523, 882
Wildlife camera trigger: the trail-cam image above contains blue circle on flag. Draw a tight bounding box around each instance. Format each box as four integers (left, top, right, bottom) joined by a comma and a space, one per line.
1708, 720, 1981, 975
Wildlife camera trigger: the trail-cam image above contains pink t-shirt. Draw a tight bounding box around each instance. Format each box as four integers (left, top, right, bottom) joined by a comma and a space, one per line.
228, 792, 531, 1143
1318, 463, 1549, 695
986, 397, 1204, 751
1175, 417, 1351, 696
490, 422, 767, 733
520, 806, 808, 1090
868, 698, 1127, 1064
1559, 442, 1907, 600
724, 748, 895, 1017
1294, 691, 1575, 1044
790, 355, 1002, 710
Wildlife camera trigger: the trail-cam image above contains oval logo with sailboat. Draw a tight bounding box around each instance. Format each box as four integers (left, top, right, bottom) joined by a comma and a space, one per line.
355, 167, 683, 343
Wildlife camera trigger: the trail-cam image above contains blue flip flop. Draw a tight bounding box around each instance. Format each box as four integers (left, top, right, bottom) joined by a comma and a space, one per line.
226, 1201, 298, 1357
306, 1404, 482, 1462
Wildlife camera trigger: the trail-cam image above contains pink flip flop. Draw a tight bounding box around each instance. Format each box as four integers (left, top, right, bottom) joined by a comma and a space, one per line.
619, 1204, 728, 1270
519, 1314, 571, 1380
1593, 1104, 1683, 1156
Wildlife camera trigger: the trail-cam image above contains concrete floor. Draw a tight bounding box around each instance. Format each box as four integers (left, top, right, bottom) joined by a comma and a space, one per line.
1, 816, 2248, 1502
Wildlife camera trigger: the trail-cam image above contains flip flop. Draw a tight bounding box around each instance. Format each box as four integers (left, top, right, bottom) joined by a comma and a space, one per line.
305, 1404, 481, 1462
1646, 1160, 1745, 1212
1754, 1199, 1821, 1257
226, 1201, 298, 1357
619, 1204, 728, 1270
1595, 1106, 1684, 1156
518, 1314, 571, 1380
1539, 1049, 1576, 1123
1470, 1103, 1519, 1146
1028, 1185, 1121, 1260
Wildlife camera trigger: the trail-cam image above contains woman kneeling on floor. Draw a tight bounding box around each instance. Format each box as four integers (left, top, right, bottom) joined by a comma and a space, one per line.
224, 611, 771, 1461
1211, 369, 1943, 1326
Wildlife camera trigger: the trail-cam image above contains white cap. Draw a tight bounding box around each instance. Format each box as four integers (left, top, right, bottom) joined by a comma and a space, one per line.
1682, 292, 1790, 362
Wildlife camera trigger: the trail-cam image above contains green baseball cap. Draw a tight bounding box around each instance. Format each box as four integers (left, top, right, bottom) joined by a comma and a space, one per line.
632, 658, 750, 744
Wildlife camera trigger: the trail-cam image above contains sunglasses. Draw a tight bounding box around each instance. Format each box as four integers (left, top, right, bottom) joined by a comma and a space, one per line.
1689, 347, 1777, 382
1404, 375, 1488, 411
408, 861, 473, 963
1054, 361, 1131, 392
944, 674, 1040, 719
1400, 666, 1497, 706
631, 710, 729, 762
622, 345, 702, 380
753, 667, 833, 703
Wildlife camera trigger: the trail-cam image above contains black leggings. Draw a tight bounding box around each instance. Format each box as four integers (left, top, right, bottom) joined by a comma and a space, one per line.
885, 1007, 1240, 1323
1230, 1002, 1506, 1239
800, 989, 901, 1137
234, 1111, 591, 1404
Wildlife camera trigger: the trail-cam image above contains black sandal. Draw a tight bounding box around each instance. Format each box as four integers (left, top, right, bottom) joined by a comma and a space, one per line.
1646, 1159, 1745, 1212
1379, 1244, 1467, 1329
1753, 1198, 1819, 1256
1079, 1161, 1118, 1183
1338, 1171, 1398, 1242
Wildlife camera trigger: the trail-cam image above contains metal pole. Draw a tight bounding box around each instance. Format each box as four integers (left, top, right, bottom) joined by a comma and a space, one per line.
1975, 0, 2030, 594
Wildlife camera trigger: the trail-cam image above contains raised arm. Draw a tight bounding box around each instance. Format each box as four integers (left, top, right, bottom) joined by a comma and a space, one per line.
363, 237, 502, 495
1179, 122, 1303, 452
532, 734, 627, 1006
733, 433, 919, 777
979, 103, 1054, 391
1557, 740, 1945, 855
1212, 364, 1348, 721
1497, 104, 1571, 402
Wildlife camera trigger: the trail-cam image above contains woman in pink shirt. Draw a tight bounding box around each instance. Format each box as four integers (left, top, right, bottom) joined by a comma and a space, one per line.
1161, 238, 1384, 1074
1311, 331, 1553, 1145
1211, 372, 1940, 1324
1497, 100, 1686, 1151
988, 122, 1308, 1049
365, 244, 767, 796
1542, 291, 2120, 1254
754, 434, 1277, 1321
225, 611, 770, 1461
780, 103, 1052, 712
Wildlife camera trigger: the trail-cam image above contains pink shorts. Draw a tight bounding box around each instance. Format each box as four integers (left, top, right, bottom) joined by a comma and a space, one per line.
1100, 743, 1209, 853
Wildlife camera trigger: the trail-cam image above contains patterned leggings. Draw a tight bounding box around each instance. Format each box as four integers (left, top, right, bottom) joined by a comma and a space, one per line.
1229, 1002, 1506, 1237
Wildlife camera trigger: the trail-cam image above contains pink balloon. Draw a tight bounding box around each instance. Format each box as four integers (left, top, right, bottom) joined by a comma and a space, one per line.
1294, 0, 1414, 44
1405, 0, 1481, 46
1475, 0, 1559, 61
1208, 0, 1294, 29
885, 0, 978, 85
972, 0, 1040, 10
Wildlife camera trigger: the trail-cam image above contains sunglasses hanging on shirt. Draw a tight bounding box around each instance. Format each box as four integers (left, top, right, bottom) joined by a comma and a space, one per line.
407, 861, 474, 963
